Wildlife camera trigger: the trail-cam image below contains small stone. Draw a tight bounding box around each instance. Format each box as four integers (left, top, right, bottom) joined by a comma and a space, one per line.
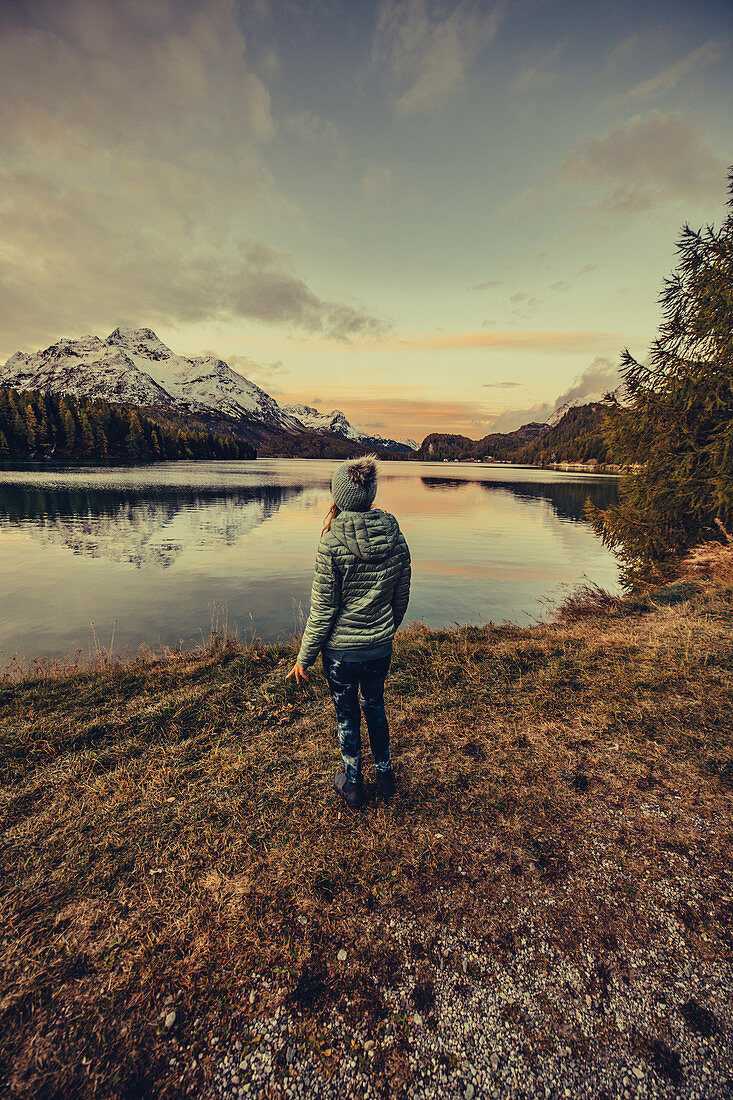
297, 916, 308, 926
232, 1075, 240, 1085
286, 1046, 296, 1065
164, 1011, 176, 1029
633, 1066, 644, 1080
249, 991, 256, 1004
337, 949, 348, 962
465, 1085, 475, 1100
364, 1040, 375, 1051
585, 995, 592, 1007
413, 1013, 423, 1026
490, 1054, 499, 1071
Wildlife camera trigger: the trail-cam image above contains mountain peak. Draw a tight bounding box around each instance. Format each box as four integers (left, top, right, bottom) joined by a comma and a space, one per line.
107, 326, 163, 345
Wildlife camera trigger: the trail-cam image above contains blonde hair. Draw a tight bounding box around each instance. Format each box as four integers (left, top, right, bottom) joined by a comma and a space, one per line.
322, 502, 340, 535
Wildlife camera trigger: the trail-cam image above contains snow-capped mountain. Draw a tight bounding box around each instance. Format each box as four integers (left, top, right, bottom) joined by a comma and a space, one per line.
0, 328, 415, 452
283, 403, 417, 452
546, 384, 627, 428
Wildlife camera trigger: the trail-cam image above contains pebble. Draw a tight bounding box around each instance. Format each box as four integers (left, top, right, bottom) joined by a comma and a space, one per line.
206, 859, 733, 1100
164, 1012, 176, 1029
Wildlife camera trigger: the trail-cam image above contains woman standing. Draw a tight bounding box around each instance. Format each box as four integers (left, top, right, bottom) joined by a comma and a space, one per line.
287, 455, 411, 810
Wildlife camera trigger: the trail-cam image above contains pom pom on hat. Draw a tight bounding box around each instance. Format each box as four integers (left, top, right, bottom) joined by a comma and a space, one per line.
331, 454, 379, 512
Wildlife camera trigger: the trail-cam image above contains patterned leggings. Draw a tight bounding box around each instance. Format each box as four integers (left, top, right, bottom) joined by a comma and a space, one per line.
322, 651, 392, 785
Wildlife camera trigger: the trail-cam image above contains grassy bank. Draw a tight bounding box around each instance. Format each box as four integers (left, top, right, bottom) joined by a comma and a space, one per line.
2, 563, 733, 1097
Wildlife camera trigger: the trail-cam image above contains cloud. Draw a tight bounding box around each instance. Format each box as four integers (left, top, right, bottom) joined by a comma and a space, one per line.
511, 40, 565, 95
387, 330, 613, 352
0, 0, 386, 353
578, 262, 600, 274
616, 39, 724, 103
361, 162, 393, 197
284, 390, 501, 437
373, 0, 503, 119
482, 381, 521, 388
472, 279, 502, 289
486, 356, 622, 432
508, 292, 541, 320
205, 352, 289, 392
554, 357, 620, 406
283, 110, 340, 144
549, 280, 570, 292
561, 110, 727, 211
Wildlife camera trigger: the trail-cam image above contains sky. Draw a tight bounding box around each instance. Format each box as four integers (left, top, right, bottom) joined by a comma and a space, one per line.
1, 0, 731, 441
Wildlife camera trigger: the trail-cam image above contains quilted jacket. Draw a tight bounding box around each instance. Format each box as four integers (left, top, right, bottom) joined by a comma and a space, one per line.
296, 509, 411, 669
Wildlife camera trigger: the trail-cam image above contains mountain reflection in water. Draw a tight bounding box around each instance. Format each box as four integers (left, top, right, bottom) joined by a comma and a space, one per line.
0, 459, 620, 660
420, 476, 618, 524
0, 483, 306, 568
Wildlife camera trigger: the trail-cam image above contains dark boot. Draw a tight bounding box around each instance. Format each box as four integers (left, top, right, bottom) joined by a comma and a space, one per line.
375, 767, 395, 799
333, 770, 364, 809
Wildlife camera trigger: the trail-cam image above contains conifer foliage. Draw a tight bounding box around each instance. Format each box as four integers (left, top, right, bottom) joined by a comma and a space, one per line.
0, 389, 255, 461
588, 169, 733, 585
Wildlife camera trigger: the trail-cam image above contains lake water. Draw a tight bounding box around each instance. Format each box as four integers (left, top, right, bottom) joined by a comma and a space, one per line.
0, 459, 620, 664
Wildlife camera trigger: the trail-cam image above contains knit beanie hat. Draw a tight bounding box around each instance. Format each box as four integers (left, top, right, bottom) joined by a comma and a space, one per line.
331, 455, 379, 512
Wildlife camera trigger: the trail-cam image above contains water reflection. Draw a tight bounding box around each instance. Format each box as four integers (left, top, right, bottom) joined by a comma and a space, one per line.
0, 482, 306, 568
421, 475, 618, 524
0, 460, 620, 660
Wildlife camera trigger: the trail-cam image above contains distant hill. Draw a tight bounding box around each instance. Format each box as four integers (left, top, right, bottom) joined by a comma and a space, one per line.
418, 403, 612, 464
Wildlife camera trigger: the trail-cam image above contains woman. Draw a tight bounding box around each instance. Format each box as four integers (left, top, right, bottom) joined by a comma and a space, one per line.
287, 455, 411, 810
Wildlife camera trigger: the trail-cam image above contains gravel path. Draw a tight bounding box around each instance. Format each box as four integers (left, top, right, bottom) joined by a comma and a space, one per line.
199, 869, 733, 1100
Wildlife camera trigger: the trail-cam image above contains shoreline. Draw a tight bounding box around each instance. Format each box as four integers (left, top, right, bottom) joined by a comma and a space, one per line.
2, 573, 732, 1096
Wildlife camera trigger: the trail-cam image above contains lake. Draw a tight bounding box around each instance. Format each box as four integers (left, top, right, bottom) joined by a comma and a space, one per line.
0, 459, 620, 664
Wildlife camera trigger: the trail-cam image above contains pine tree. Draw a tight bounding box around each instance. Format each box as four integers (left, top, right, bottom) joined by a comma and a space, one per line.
126, 412, 147, 459
0, 430, 8, 456
588, 168, 733, 586
60, 399, 76, 453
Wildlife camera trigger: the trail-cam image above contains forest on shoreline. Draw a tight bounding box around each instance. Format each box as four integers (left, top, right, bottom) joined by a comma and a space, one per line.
0, 387, 255, 462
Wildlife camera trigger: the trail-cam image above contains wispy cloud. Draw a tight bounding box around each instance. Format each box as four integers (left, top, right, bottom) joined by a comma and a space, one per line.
283, 109, 340, 144
472, 279, 502, 290
561, 110, 727, 212
362, 162, 393, 197
388, 330, 613, 352
373, 0, 504, 119
610, 39, 724, 103
283, 390, 501, 438
511, 40, 565, 95
482, 381, 521, 388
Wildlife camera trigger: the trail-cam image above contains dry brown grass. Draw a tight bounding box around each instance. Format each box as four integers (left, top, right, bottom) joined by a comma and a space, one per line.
1, 579, 733, 1096
677, 519, 733, 587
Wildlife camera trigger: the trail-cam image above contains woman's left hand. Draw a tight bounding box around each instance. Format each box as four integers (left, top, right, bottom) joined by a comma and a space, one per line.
286, 662, 309, 684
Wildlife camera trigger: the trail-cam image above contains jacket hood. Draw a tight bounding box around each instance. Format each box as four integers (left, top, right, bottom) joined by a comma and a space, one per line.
330, 508, 399, 562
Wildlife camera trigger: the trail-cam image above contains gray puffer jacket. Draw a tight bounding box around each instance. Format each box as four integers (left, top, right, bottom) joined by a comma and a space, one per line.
297, 509, 411, 669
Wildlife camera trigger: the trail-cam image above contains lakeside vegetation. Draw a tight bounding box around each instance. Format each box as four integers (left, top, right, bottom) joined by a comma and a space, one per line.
0, 388, 255, 462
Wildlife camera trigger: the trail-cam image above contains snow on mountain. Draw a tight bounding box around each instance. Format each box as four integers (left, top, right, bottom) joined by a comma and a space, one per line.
106, 328, 303, 432
1, 334, 177, 409
283, 402, 418, 452
0, 327, 419, 451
